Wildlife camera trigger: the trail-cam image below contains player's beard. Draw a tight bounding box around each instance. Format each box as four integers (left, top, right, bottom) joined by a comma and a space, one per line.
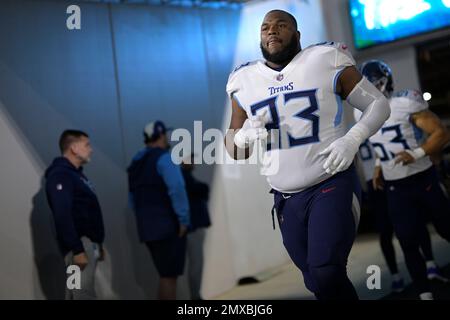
260, 34, 300, 65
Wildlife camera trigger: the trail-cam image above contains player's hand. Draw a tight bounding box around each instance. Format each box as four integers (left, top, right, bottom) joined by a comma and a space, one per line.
178, 224, 188, 238
394, 150, 416, 165
319, 136, 360, 175
372, 166, 384, 190
234, 110, 269, 148
72, 252, 89, 271
248, 110, 269, 129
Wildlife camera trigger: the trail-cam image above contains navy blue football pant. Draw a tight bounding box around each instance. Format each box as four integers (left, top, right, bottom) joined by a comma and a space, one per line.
271, 165, 361, 300
366, 181, 434, 275
385, 166, 450, 293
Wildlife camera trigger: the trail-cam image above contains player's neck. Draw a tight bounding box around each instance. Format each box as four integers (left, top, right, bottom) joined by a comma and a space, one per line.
265, 61, 288, 71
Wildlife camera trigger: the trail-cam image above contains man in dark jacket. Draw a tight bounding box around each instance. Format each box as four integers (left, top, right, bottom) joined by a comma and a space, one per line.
128, 121, 190, 300
45, 129, 105, 300
181, 154, 211, 300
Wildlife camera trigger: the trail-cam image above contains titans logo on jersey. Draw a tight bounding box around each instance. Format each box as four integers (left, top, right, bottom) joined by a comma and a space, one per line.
369, 89, 432, 181
226, 42, 355, 193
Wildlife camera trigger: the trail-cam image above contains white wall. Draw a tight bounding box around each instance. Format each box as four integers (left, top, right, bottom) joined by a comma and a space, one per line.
0, 104, 44, 299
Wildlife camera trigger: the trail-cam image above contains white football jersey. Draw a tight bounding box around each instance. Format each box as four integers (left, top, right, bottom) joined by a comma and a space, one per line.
226, 42, 356, 193
369, 89, 432, 181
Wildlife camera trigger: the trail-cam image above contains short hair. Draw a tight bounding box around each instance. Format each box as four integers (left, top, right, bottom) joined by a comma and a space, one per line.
59, 129, 89, 154
265, 10, 298, 30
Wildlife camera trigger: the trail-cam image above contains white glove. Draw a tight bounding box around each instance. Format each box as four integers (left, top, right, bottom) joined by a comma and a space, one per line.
234, 110, 269, 148
319, 123, 369, 175
319, 136, 360, 175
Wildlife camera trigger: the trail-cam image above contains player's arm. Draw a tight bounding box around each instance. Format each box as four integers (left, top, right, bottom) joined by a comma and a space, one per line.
412, 110, 450, 155
338, 66, 391, 129
341, 66, 391, 145
320, 66, 390, 175
395, 110, 450, 165
336, 66, 363, 99
224, 98, 250, 160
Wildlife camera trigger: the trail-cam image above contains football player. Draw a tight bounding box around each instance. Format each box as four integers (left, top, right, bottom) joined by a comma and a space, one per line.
356, 136, 444, 294
364, 60, 450, 300
224, 10, 390, 300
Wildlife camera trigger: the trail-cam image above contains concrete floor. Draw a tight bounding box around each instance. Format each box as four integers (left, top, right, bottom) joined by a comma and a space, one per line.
213, 229, 450, 300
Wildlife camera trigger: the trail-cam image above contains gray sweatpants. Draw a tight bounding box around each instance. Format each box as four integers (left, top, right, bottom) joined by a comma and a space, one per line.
64, 237, 100, 300
187, 228, 206, 300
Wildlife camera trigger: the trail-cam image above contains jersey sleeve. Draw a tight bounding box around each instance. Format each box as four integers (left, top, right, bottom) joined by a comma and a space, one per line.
306, 42, 355, 70
226, 71, 240, 100
309, 42, 355, 93
333, 42, 356, 70
226, 62, 250, 99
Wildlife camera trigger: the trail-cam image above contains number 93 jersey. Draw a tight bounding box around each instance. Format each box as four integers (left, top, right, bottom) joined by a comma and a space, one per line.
369, 89, 432, 181
226, 42, 355, 193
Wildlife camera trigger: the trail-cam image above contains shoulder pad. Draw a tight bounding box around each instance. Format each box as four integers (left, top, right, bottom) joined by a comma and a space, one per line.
393, 89, 424, 102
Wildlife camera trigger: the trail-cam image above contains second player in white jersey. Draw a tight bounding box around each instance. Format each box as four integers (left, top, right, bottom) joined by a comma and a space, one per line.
370, 89, 432, 181
227, 42, 356, 193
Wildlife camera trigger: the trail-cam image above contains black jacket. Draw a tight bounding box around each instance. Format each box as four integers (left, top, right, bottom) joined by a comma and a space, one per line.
45, 157, 105, 255
127, 147, 180, 242
182, 170, 211, 231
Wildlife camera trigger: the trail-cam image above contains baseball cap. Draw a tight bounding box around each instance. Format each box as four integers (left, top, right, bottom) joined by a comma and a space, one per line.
143, 120, 172, 140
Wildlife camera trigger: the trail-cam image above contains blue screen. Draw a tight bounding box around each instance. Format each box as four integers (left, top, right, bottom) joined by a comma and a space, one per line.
349, 0, 450, 49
